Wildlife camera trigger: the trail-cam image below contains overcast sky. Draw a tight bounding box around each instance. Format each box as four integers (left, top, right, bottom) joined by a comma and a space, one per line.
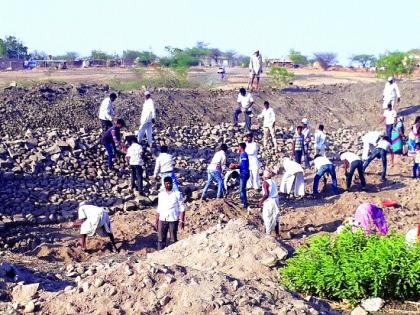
1, 0, 419, 64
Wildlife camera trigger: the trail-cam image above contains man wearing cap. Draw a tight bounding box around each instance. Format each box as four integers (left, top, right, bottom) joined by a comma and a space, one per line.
258, 170, 280, 237
382, 77, 401, 110
279, 157, 305, 197
302, 118, 313, 168
71, 202, 118, 252
137, 91, 156, 146
98, 93, 117, 132
248, 50, 263, 91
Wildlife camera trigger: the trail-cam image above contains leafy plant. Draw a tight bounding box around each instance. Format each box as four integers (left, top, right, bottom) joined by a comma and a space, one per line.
289, 49, 308, 65
269, 67, 294, 86
279, 229, 420, 305
375, 52, 416, 78
350, 54, 377, 68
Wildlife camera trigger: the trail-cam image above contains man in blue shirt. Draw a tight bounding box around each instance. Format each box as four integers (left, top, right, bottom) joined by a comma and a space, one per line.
230, 142, 250, 210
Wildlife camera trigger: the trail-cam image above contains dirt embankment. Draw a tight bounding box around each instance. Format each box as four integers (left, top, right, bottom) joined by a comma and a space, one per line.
0, 81, 419, 137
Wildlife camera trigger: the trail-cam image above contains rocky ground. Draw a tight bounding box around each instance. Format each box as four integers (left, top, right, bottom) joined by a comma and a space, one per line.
0, 82, 419, 314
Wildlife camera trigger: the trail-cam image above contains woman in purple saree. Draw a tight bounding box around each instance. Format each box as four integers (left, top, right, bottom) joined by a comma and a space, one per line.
354, 203, 388, 235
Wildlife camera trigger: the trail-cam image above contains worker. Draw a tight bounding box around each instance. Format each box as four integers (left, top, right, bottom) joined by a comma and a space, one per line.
137, 91, 156, 146
257, 101, 277, 150
279, 157, 305, 197
258, 169, 280, 237
340, 151, 366, 191
248, 50, 263, 91
202, 143, 228, 200
152, 145, 179, 191
98, 93, 117, 132
313, 155, 339, 195
245, 133, 261, 190
72, 202, 118, 252
382, 76, 401, 110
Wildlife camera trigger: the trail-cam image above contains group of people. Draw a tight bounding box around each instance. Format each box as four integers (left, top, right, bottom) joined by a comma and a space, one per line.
71, 70, 419, 252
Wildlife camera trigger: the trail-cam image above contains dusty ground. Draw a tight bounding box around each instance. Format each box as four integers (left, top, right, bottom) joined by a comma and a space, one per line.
0, 69, 419, 314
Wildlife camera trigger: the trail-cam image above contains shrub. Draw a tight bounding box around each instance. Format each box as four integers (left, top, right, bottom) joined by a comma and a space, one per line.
313, 52, 338, 70
269, 67, 294, 86
375, 52, 416, 79
279, 229, 420, 305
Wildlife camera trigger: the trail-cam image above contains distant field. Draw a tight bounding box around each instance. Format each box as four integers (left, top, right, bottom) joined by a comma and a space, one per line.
0, 66, 413, 90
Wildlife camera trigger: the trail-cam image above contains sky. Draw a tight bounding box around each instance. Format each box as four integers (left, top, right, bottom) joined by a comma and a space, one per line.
1, 0, 419, 64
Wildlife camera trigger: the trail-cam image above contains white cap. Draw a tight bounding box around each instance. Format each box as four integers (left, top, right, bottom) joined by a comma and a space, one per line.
301, 118, 309, 125
144, 91, 151, 96
387, 76, 393, 82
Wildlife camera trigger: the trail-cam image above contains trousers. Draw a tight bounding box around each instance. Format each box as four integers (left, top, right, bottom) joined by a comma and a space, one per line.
130, 165, 143, 193
202, 170, 223, 198
346, 160, 366, 190
313, 164, 338, 194
233, 108, 251, 131
138, 122, 153, 146
363, 148, 387, 180
263, 126, 277, 148
239, 171, 250, 208
157, 220, 179, 250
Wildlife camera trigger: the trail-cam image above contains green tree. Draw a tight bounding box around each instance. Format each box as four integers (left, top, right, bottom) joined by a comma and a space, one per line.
0, 39, 6, 57
54, 51, 79, 60
350, 54, 376, 68
135, 51, 157, 65
289, 49, 308, 65
313, 52, 337, 70
269, 67, 294, 86
122, 50, 141, 62
375, 51, 416, 78
91, 50, 112, 60
30, 50, 48, 60
3, 36, 28, 59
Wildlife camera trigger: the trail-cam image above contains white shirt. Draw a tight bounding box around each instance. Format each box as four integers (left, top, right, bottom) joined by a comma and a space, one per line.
245, 142, 260, 170
126, 143, 144, 166
154, 152, 174, 176
362, 131, 381, 144
157, 190, 185, 222
249, 54, 263, 73
98, 97, 114, 121
208, 150, 226, 172
78, 205, 112, 237
383, 82, 401, 102
283, 158, 304, 175
237, 93, 254, 110
340, 152, 360, 164
376, 139, 391, 151
302, 127, 312, 144
383, 109, 397, 125
140, 98, 156, 124
258, 108, 276, 127
313, 156, 332, 171
314, 130, 326, 149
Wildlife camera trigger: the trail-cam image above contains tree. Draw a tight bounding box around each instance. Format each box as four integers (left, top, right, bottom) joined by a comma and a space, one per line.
0, 39, 5, 57
135, 51, 157, 65
30, 50, 48, 60
91, 50, 112, 60
209, 48, 222, 63
375, 51, 416, 78
3, 36, 28, 59
122, 50, 141, 62
53, 52, 79, 60
313, 52, 338, 70
350, 54, 376, 68
289, 49, 308, 65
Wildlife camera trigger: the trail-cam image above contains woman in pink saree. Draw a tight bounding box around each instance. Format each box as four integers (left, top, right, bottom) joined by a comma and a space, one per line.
354, 203, 388, 235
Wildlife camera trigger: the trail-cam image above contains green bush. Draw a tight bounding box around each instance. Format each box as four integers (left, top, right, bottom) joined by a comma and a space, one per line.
279, 229, 420, 305
375, 52, 416, 78
269, 67, 294, 86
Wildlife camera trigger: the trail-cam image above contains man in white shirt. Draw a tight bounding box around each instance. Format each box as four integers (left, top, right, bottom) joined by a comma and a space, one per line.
258, 169, 280, 236
382, 77, 401, 109
313, 155, 339, 195
314, 124, 327, 156
98, 93, 117, 132
155, 177, 185, 250
258, 101, 277, 150
245, 133, 261, 190
340, 151, 366, 191
361, 130, 382, 161
71, 201, 118, 252
248, 50, 263, 91
201, 143, 227, 200
125, 137, 145, 195
137, 91, 156, 146
363, 137, 391, 181
279, 157, 305, 197
302, 118, 313, 168
380, 102, 397, 139
233, 87, 254, 131
153, 145, 179, 191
